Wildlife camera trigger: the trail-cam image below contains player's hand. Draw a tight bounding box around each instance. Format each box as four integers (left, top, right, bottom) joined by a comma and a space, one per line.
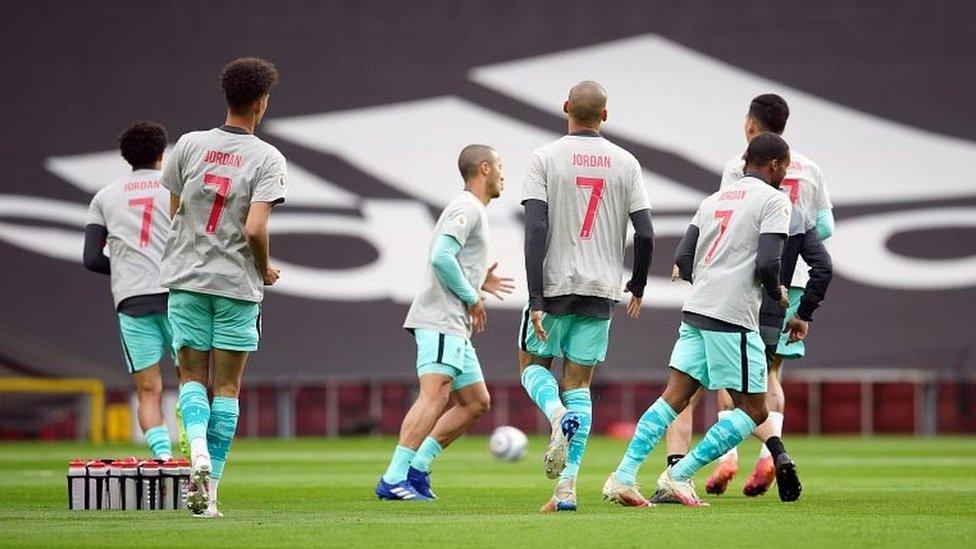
623, 281, 643, 319
481, 262, 515, 300
468, 298, 486, 333
778, 285, 790, 309
530, 310, 548, 342
671, 264, 681, 282
784, 315, 809, 344
262, 265, 281, 286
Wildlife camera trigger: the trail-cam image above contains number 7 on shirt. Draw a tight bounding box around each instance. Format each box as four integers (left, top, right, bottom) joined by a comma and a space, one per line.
704, 209, 734, 264
576, 176, 605, 239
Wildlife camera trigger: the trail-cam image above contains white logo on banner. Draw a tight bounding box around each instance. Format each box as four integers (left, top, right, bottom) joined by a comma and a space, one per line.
2, 34, 974, 305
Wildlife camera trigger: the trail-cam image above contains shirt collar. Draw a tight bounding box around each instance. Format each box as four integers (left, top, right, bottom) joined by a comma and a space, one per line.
568, 129, 601, 137
218, 124, 251, 135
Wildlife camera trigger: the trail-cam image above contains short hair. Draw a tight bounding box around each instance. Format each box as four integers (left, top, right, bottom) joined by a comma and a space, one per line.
743, 132, 790, 167
117, 120, 167, 167
567, 80, 607, 125
748, 94, 789, 134
457, 144, 496, 181
221, 57, 279, 113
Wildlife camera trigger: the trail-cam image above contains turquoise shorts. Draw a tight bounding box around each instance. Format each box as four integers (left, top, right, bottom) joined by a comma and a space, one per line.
413, 329, 484, 391
518, 304, 611, 366
117, 313, 175, 373
669, 322, 767, 393
168, 290, 261, 352
775, 287, 806, 359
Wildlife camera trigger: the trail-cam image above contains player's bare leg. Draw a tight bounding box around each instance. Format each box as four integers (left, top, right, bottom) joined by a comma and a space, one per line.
541, 360, 592, 513
704, 389, 739, 495
132, 365, 173, 460
427, 382, 490, 448
177, 347, 212, 515
745, 355, 789, 497
398, 374, 453, 449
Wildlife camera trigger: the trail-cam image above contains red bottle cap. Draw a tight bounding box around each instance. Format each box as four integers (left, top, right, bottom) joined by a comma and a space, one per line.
161, 460, 179, 469
86, 461, 106, 468
69, 459, 86, 467
139, 460, 159, 468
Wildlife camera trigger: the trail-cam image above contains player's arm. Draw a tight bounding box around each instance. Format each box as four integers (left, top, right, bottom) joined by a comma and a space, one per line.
523, 198, 548, 312
756, 233, 787, 305
624, 209, 654, 318
815, 209, 835, 240
673, 225, 699, 283
430, 235, 480, 305
82, 224, 110, 275
245, 202, 279, 285
169, 193, 180, 217
795, 226, 833, 321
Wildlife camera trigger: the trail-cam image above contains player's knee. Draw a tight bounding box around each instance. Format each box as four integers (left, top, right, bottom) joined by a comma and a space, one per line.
213, 380, 242, 398
741, 401, 768, 426
134, 374, 162, 396
468, 395, 490, 418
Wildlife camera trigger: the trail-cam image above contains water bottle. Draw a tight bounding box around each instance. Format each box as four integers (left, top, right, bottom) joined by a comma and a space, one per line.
120, 459, 139, 510
67, 459, 87, 510
139, 460, 161, 510
86, 461, 109, 510
160, 460, 181, 510
107, 461, 123, 509
177, 458, 191, 509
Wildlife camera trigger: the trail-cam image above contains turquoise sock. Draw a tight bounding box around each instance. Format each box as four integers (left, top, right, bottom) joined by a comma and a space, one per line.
615, 398, 677, 485
559, 388, 592, 481
207, 397, 240, 480
671, 408, 757, 481
411, 437, 443, 473
144, 425, 172, 459
520, 365, 563, 422
178, 382, 210, 443
382, 445, 417, 484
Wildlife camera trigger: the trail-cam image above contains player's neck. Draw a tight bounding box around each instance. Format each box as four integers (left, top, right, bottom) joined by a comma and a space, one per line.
464, 185, 491, 205
567, 120, 601, 135
223, 112, 257, 134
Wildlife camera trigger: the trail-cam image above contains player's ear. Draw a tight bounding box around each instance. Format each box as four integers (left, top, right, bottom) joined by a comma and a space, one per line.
563, 100, 570, 114
601, 108, 608, 122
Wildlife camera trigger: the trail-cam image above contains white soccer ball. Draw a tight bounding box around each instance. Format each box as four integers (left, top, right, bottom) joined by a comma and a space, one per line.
489, 426, 528, 462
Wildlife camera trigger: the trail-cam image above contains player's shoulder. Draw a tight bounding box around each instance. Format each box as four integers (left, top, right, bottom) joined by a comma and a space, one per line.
723, 153, 745, 174
253, 136, 286, 164
602, 138, 641, 170
788, 149, 823, 178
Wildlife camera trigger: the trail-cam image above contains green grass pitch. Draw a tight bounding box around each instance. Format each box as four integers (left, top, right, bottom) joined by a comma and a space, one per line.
1, 436, 974, 547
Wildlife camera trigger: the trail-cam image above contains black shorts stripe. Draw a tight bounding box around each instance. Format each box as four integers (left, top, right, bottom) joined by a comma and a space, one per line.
436, 333, 445, 363
119, 323, 135, 374
740, 332, 749, 393
256, 310, 262, 338
519, 307, 530, 352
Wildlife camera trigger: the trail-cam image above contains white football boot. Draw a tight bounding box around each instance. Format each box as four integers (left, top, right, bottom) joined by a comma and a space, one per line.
540, 477, 577, 513
543, 409, 580, 479
602, 472, 653, 507
186, 438, 212, 516
654, 468, 708, 507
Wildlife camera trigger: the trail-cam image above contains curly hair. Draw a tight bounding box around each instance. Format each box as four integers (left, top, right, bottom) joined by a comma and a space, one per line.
118, 120, 167, 167
221, 57, 279, 113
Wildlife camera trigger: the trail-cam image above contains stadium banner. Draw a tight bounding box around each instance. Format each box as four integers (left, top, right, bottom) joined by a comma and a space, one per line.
0, 1, 973, 387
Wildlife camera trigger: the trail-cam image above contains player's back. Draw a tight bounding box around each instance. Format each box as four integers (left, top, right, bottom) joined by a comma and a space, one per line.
160, 127, 287, 303
525, 133, 649, 301
89, 169, 171, 307
683, 176, 791, 331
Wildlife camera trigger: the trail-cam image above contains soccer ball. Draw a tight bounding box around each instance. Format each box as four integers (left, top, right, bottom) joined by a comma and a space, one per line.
489, 426, 528, 461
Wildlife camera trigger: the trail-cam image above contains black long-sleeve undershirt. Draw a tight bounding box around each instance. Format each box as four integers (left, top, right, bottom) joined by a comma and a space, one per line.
83, 224, 110, 275
523, 199, 549, 311
625, 208, 654, 298
756, 233, 787, 302
673, 225, 699, 283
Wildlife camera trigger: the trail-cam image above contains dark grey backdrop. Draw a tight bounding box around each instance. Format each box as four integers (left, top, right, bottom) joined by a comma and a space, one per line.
0, 1, 973, 387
